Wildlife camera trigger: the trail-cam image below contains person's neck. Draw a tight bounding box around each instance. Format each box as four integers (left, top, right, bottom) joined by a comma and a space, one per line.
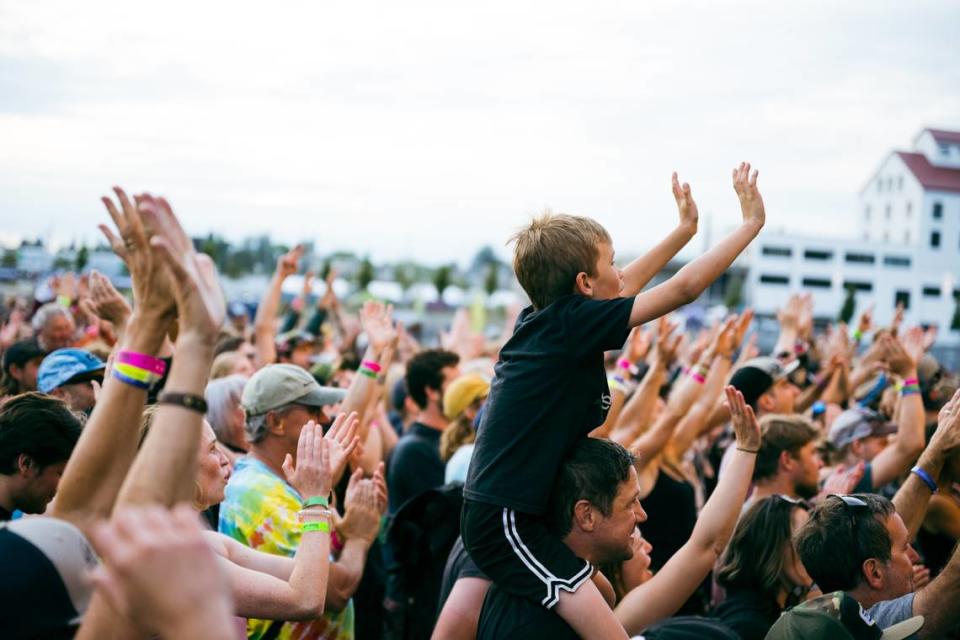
752, 475, 798, 500
247, 441, 289, 481
0, 476, 18, 515
563, 530, 598, 567
846, 585, 892, 610
415, 408, 448, 432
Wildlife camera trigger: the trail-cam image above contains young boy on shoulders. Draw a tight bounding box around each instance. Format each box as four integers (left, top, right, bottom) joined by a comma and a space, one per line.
461, 163, 766, 639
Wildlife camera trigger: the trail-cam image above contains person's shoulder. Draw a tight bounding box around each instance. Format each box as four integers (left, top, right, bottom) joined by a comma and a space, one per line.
863, 591, 915, 628
478, 585, 576, 640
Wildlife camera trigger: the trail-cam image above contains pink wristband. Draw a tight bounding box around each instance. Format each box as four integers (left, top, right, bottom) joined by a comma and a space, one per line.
361, 360, 382, 374
902, 377, 919, 387
691, 372, 706, 384
116, 350, 167, 377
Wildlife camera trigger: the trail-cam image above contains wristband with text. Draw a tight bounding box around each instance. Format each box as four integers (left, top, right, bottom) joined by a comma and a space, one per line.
303, 521, 331, 533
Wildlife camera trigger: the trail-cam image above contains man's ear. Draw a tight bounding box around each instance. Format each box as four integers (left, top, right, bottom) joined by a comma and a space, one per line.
574, 272, 592, 297
16, 454, 37, 477
758, 391, 776, 414
266, 411, 285, 436
861, 557, 885, 590
778, 449, 795, 473
573, 499, 597, 532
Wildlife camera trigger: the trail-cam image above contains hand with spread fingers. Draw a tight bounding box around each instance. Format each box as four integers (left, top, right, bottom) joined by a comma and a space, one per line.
323, 411, 361, 487
136, 194, 225, 342
99, 187, 177, 321
282, 421, 333, 501
82, 270, 132, 330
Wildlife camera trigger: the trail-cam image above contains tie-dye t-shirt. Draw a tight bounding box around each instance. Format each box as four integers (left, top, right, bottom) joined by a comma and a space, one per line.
219, 456, 354, 640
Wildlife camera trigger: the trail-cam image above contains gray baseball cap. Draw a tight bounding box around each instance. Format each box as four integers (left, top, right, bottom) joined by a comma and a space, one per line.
241, 364, 347, 416
827, 407, 898, 449
729, 356, 800, 408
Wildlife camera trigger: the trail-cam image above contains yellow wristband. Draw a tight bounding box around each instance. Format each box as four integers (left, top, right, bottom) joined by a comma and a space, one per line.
303, 521, 330, 533
113, 362, 155, 384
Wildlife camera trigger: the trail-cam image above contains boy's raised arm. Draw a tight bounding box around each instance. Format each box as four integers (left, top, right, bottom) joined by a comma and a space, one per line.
620, 172, 698, 297
628, 162, 765, 328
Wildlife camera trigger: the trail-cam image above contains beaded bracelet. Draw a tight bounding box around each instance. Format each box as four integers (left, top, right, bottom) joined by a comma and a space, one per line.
158, 392, 208, 414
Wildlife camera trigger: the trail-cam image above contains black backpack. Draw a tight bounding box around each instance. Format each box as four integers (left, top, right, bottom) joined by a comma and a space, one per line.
383, 482, 464, 640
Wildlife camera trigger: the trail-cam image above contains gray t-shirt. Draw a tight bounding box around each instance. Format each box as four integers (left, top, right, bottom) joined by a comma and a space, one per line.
865, 592, 916, 637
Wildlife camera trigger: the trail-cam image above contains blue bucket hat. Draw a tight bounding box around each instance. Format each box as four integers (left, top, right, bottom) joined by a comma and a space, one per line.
37, 349, 105, 393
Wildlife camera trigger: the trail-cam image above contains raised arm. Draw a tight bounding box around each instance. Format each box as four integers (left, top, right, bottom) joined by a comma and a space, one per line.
327, 468, 385, 610
869, 330, 926, 489
628, 163, 765, 328
593, 325, 655, 439
893, 389, 960, 539
620, 172, 698, 296
115, 194, 226, 507
48, 188, 176, 534
914, 540, 960, 639
616, 387, 759, 634
254, 245, 303, 369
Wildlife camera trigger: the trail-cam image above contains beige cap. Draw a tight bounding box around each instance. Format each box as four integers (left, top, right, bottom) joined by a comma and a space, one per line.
241, 364, 347, 416
443, 374, 490, 420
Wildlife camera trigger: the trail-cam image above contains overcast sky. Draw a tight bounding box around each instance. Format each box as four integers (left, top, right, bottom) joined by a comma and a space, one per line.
1, 1, 958, 266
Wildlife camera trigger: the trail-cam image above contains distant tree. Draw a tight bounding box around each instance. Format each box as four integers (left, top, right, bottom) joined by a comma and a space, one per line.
357, 257, 375, 291
75, 245, 89, 272
723, 275, 743, 310
1, 249, 16, 268
394, 264, 413, 292
53, 256, 72, 271
471, 246, 498, 272
838, 285, 856, 324
320, 259, 332, 281
484, 262, 499, 296
434, 265, 452, 298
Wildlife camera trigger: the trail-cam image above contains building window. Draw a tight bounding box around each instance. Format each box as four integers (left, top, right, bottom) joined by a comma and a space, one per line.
898, 176, 904, 190
939, 143, 951, 156
885, 205, 891, 220
883, 255, 911, 267
931, 231, 941, 248
923, 286, 942, 298
759, 274, 790, 285
844, 252, 875, 264
906, 202, 912, 217
802, 277, 831, 289
933, 202, 943, 219
895, 290, 911, 309
803, 249, 833, 261
843, 280, 873, 292
761, 246, 792, 258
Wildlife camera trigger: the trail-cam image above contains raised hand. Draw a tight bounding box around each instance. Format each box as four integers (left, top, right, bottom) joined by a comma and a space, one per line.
137, 195, 225, 341
360, 300, 398, 353
732, 162, 765, 229
856, 305, 874, 337
820, 462, 866, 498
671, 172, 699, 234
890, 302, 905, 336
338, 471, 382, 545
323, 411, 360, 486
899, 326, 926, 368
89, 504, 233, 633
712, 315, 739, 359
777, 294, 802, 331
930, 389, 960, 461
100, 187, 177, 321
625, 326, 653, 363
724, 386, 760, 451
880, 332, 917, 378
276, 245, 304, 280
83, 270, 132, 329
282, 421, 333, 500
733, 308, 754, 347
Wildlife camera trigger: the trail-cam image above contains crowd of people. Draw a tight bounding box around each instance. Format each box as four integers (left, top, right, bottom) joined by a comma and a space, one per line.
1, 166, 959, 639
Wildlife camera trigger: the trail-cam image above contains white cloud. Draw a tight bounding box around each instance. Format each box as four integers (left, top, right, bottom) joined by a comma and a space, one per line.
0, 0, 958, 264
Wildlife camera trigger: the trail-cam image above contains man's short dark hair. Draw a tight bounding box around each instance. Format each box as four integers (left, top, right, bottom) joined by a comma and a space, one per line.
214, 335, 246, 358
0, 392, 83, 474
753, 414, 819, 481
405, 349, 459, 410
795, 493, 896, 593
546, 438, 635, 537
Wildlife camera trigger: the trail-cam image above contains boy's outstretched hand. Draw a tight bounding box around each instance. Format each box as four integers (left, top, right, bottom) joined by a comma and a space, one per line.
671, 172, 699, 235
732, 162, 765, 230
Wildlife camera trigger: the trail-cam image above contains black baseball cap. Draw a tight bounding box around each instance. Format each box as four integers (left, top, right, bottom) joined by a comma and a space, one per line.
2, 339, 46, 373
729, 356, 800, 408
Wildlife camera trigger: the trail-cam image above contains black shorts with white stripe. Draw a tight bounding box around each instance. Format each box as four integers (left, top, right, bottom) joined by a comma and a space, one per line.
461, 499, 593, 610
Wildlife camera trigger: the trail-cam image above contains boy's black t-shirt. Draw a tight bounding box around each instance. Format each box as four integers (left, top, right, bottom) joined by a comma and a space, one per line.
463, 294, 634, 514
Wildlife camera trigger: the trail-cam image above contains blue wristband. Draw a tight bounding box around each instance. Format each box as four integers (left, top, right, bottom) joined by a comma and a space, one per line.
911, 466, 938, 493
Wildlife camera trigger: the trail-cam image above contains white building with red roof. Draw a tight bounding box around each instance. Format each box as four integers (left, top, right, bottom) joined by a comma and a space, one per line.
747, 128, 960, 345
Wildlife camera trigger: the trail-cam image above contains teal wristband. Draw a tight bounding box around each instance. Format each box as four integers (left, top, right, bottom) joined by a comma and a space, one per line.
303, 495, 329, 508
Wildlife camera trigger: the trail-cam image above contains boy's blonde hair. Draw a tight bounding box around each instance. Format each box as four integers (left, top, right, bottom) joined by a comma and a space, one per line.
510, 211, 611, 309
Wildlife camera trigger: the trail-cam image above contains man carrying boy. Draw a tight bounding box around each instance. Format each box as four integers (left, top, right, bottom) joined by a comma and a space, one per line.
461, 163, 767, 639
